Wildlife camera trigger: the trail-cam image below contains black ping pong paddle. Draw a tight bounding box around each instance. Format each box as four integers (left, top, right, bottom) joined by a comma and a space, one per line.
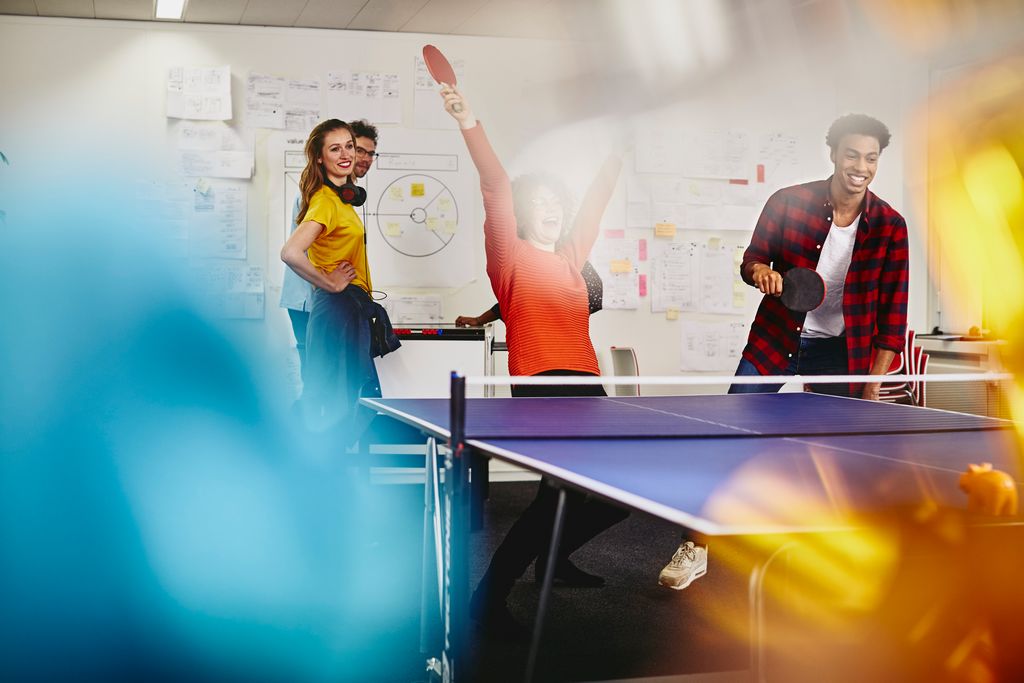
423, 44, 463, 113
779, 267, 825, 312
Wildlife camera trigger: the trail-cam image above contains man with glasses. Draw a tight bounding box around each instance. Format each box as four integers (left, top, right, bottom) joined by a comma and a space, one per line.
350, 119, 379, 180
280, 119, 379, 382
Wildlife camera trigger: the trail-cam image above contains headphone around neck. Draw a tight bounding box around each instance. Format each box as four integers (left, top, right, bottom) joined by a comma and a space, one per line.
324, 176, 366, 207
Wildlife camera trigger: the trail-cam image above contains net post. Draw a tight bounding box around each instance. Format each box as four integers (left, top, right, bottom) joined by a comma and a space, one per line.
442, 372, 469, 681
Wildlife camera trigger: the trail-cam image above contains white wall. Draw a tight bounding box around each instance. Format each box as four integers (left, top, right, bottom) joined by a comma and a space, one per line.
0, 15, 938, 394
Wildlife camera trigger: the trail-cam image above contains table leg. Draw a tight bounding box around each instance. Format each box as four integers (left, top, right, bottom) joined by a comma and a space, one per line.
420, 437, 443, 656
524, 486, 568, 683
748, 541, 796, 683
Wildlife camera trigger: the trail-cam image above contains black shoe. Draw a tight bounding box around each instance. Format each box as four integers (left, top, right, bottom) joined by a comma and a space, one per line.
471, 595, 529, 642
534, 557, 605, 588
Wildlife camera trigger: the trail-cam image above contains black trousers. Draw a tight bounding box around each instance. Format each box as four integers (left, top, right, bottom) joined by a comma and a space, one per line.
475, 371, 630, 604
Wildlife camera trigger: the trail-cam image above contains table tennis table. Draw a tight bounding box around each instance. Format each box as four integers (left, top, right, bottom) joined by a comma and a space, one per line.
361, 381, 1021, 683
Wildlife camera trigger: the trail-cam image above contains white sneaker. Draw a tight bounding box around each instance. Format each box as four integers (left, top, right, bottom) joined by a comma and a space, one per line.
658, 541, 708, 590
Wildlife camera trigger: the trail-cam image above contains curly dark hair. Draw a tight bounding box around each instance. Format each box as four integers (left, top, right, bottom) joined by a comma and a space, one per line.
826, 114, 891, 152
349, 119, 379, 145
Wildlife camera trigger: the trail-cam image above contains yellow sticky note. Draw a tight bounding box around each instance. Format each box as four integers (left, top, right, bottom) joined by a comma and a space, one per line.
733, 281, 746, 307
386, 222, 401, 236
655, 222, 676, 238
411, 183, 425, 197
388, 186, 404, 200
610, 259, 632, 274
426, 217, 440, 231
444, 220, 457, 234
666, 308, 679, 321
439, 198, 452, 211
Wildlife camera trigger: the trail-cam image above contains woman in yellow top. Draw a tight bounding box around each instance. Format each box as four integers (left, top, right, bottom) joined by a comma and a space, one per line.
281, 119, 378, 440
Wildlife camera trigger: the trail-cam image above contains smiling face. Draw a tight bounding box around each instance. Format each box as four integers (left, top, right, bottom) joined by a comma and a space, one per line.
317, 128, 355, 186
523, 186, 565, 248
830, 133, 881, 199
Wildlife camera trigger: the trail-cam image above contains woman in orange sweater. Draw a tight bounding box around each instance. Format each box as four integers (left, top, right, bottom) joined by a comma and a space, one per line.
441, 84, 628, 636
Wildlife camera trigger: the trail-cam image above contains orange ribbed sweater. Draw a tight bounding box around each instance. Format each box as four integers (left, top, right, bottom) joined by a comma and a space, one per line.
461, 124, 621, 377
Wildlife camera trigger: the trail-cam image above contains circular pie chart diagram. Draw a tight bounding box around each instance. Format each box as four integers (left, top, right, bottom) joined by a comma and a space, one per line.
374, 173, 460, 258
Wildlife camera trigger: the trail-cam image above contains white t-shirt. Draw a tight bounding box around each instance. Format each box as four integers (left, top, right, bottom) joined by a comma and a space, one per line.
802, 221, 857, 338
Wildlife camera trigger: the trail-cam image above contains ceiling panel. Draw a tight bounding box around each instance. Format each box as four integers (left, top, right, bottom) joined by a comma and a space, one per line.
0, 0, 584, 40
35, 0, 94, 18
184, 0, 247, 25
0, 0, 39, 14
294, 0, 366, 30
348, 0, 431, 33
400, 0, 490, 35
239, 0, 305, 27
457, 0, 566, 39
95, 0, 152, 21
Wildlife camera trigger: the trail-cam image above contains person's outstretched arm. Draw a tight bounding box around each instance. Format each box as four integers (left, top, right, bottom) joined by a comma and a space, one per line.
564, 153, 623, 266
440, 85, 515, 282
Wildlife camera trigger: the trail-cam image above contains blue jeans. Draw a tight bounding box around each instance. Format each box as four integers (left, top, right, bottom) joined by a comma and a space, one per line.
287, 308, 310, 382
302, 286, 381, 443
728, 335, 850, 397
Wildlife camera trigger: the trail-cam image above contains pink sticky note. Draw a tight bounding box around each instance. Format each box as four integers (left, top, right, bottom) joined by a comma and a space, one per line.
638, 274, 648, 297
639, 239, 647, 261
604, 229, 625, 239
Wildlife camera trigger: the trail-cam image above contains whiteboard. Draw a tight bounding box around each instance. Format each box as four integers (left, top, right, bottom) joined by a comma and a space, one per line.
363, 127, 477, 288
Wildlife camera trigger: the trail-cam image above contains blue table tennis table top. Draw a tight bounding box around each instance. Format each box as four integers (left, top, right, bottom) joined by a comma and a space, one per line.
362, 393, 1021, 535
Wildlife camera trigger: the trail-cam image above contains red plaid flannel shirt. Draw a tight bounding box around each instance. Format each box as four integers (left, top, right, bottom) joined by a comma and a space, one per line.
740, 177, 909, 376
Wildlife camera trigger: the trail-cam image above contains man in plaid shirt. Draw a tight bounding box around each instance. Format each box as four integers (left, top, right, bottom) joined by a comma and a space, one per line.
658, 114, 910, 592
732, 113, 909, 400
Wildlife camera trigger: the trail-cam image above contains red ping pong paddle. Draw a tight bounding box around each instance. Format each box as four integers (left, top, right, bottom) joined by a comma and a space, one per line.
779, 267, 825, 312
422, 44, 463, 113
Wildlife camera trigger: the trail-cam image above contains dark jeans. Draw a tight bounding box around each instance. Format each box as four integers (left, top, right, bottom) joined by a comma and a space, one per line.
474, 371, 630, 605
301, 287, 381, 445
728, 335, 851, 397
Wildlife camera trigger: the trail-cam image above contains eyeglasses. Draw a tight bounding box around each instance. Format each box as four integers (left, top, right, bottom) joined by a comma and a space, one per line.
355, 147, 378, 159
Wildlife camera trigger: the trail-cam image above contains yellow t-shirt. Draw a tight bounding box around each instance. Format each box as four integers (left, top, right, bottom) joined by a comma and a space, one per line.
303, 185, 372, 293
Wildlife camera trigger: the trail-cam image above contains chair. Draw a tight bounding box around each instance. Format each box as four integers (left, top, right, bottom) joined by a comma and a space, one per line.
609, 346, 640, 397
907, 344, 924, 405
913, 351, 929, 407
878, 328, 916, 404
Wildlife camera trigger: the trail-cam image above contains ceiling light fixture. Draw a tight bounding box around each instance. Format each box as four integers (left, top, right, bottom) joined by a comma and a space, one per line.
155, 0, 186, 21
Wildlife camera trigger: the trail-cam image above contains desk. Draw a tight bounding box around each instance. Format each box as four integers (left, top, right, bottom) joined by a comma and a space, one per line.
375, 324, 494, 398
362, 390, 1021, 682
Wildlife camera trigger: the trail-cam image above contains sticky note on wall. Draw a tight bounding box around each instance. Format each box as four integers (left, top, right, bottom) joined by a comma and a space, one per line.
610, 259, 632, 274
655, 222, 676, 238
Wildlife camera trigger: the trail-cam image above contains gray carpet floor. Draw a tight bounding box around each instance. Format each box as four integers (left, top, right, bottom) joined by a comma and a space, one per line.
463, 481, 750, 683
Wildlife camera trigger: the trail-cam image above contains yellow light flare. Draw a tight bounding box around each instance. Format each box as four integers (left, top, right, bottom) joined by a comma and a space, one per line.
926, 54, 1024, 443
